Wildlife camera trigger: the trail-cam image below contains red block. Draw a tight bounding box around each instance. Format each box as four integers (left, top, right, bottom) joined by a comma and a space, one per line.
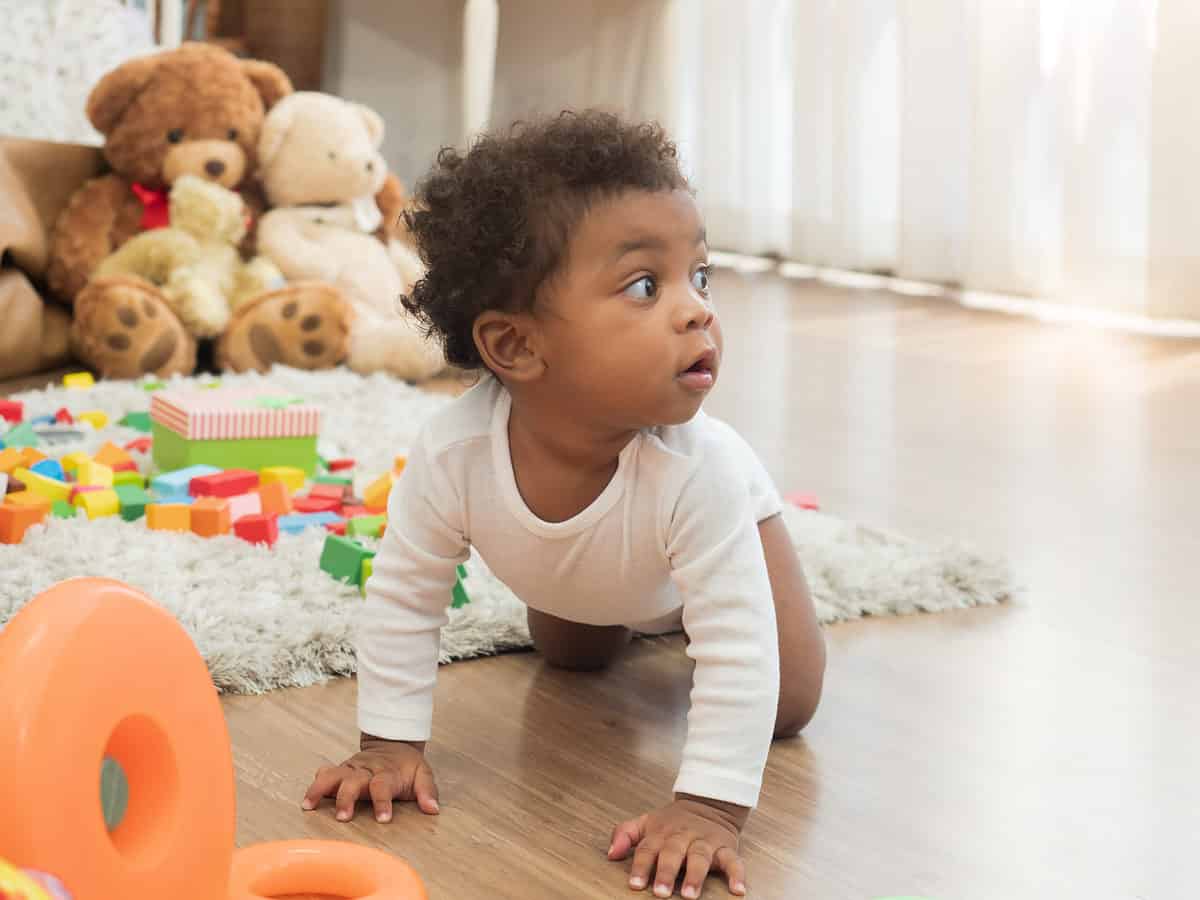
326, 457, 355, 471
323, 520, 347, 535
0, 400, 22, 423
293, 495, 341, 514
112, 460, 138, 473
784, 491, 821, 511
70, 484, 104, 503
124, 437, 152, 454
309, 483, 346, 501
341, 505, 369, 519
54, 407, 74, 424
190, 468, 260, 498
233, 513, 279, 547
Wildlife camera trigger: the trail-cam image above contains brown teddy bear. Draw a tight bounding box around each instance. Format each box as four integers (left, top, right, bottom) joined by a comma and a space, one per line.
46, 42, 353, 379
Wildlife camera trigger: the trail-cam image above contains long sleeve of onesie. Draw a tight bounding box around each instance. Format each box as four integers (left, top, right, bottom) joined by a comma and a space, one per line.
355, 432, 469, 741
665, 439, 781, 809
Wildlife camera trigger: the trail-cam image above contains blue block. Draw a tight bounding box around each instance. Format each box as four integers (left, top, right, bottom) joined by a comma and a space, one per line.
31, 459, 65, 481
31, 414, 57, 427
151, 464, 222, 497
278, 511, 343, 534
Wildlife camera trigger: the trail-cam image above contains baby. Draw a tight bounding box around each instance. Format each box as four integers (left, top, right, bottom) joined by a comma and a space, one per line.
303, 110, 827, 899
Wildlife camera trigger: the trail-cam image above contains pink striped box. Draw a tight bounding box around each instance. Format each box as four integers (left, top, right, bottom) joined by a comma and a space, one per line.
150, 389, 321, 440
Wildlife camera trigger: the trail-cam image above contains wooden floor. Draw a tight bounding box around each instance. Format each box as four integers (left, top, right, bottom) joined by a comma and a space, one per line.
7, 271, 1198, 899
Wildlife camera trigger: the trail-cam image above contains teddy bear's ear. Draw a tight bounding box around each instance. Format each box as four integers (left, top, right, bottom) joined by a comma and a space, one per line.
257, 95, 295, 169
241, 60, 293, 111
86, 53, 160, 135
354, 104, 386, 150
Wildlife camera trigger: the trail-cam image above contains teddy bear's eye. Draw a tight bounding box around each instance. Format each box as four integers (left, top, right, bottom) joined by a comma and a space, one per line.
166, 128, 184, 144
227, 128, 238, 141
328, 151, 337, 161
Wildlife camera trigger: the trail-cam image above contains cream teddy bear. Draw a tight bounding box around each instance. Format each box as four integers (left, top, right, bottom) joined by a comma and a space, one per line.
254, 91, 444, 381
93, 174, 284, 338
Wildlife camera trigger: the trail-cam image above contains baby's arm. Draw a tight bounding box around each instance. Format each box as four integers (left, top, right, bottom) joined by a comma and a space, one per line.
302, 433, 468, 822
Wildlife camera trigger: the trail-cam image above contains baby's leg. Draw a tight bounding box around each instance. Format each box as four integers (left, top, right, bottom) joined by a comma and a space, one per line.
527, 608, 632, 671
758, 513, 826, 737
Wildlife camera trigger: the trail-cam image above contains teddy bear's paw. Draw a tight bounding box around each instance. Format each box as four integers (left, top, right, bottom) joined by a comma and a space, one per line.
71, 276, 197, 379
216, 282, 352, 372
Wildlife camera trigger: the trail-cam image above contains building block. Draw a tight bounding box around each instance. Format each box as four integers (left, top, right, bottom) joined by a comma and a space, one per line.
146, 503, 191, 531
394, 455, 407, 474
190, 497, 231, 537
360, 556, 374, 595
151, 426, 319, 476
324, 520, 347, 535
76, 459, 114, 487
319, 534, 376, 586
62, 371, 95, 389
77, 410, 109, 430
75, 488, 120, 519
309, 483, 347, 501
60, 452, 91, 475
226, 492, 262, 522
141, 379, 166, 392
119, 411, 153, 432
784, 491, 821, 511
341, 504, 369, 519
0, 399, 23, 423
189, 469, 260, 498
151, 464, 222, 498
94, 441, 135, 470
124, 436, 153, 454
260, 466, 306, 493
256, 480, 293, 515
5, 490, 50, 509
30, 459, 65, 482
0, 447, 22, 474
13, 467, 70, 503
326, 457, 355, 471
70, 484, 104, 503
114, 484, 150, 522
0, 501, 48, 543
113, 470, 146, 488
452, 565, 471, 609
2, 422, 39, 448
18, 447, 46, 467
293, 494, 341, 514
233, 513, 279, 547
51, 499, 77, 519
347, 514, 387, 539
278, 511, 342, 534
364, 472, 393, 511
55, 407, 74, 424
315, 473, 353, 487
31, 414, 56, 426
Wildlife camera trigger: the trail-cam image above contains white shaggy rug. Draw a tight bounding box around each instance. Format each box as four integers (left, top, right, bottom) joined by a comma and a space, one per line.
0, 367, 1012, 694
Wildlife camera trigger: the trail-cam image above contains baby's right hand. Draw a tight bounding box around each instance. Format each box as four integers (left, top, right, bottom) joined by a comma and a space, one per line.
301, 735, 440, 823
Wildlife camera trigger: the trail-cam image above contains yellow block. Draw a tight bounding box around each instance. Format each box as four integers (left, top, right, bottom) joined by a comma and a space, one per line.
13, 467, 71, 502
61, 452, 92, 475
76, 459, 114, 487
74, 488, 120, 519
360, 556, 374, 596
364, 471, 394, 511
0, 447, 22, 475
77, 410, 109, 430
63, 371, 96, 389
93, 441, 133, 469
5, 491, 52, 509
393, 455, 408, 474
146, 503, 191, 532
260, 466, 305, 494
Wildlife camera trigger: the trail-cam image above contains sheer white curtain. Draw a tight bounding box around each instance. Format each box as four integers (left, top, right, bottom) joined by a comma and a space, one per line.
487, 0, 1200, 320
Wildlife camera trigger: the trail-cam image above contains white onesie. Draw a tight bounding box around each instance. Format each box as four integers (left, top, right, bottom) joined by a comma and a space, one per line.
356, 376, 783, 808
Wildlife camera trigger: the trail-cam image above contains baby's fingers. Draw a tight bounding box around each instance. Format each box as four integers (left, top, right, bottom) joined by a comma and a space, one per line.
301, 765, 347, 811
609, 815, 646, 861
713, 847, 746, 896
368, 772, 400, 823
334, 769, 371, 822
679, 841, 716, 899
412, 761, 441, 815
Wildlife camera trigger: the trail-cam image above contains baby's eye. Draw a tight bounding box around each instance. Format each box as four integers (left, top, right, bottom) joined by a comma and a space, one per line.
692, 266, 710, 294
623, 275, 657, 300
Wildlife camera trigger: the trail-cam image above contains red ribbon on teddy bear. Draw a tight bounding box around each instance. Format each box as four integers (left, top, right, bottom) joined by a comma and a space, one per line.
130, 182, 170, 230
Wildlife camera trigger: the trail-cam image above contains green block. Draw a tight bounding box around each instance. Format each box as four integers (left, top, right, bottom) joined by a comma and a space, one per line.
319, 534, 376, 586
141, 380, 165, 392
113, 469, 146, 488
360, 556, 374, 596
347, 514, 386, 539
114, 483, 149, 521
152, 422, 318, 475
51, 500, 77, 519
316, 473, 353, 487
250, 394, 302, 409
3, 422, 39, 448
119, 411, 153, 433
451, 564, 470, 608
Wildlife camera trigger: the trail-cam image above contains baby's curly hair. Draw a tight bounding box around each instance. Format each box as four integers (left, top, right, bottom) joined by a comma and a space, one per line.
401, 109, 690, 369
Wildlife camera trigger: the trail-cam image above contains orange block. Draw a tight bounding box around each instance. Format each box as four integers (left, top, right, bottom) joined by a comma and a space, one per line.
0, 501, 48, 543
364, 472, 393, 512
191, 497, 231, 538
146, 503, 191, 532
0, 447, 22, 474
256, 480, 293, 516
18, 448, 47, 467
5, 491, 52, 510
94, 440, 135, 470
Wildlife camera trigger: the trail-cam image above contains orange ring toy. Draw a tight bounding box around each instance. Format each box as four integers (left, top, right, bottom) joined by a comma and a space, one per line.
0, 577, 427, 900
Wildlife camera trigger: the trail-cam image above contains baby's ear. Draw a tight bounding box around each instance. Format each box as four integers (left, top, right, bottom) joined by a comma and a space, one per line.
473, 311, 544, 382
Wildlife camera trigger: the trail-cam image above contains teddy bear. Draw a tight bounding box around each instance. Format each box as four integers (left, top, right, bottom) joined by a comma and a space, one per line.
46, 42, 353, 379
92, 174, 284, 339
233, 90, 444, 381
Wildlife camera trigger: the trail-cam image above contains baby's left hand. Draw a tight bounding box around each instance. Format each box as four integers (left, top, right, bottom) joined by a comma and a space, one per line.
608, 795, 749, 898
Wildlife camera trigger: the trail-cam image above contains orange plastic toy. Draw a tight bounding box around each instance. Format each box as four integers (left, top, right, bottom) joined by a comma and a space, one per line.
0, 577, 428, 900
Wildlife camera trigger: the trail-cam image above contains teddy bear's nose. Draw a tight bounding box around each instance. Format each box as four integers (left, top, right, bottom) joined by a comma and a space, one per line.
366, 160, 375, 173
205, 159, 226, 177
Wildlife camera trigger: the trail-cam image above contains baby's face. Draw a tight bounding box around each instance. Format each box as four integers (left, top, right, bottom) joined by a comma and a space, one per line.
535, 189, 721, 429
